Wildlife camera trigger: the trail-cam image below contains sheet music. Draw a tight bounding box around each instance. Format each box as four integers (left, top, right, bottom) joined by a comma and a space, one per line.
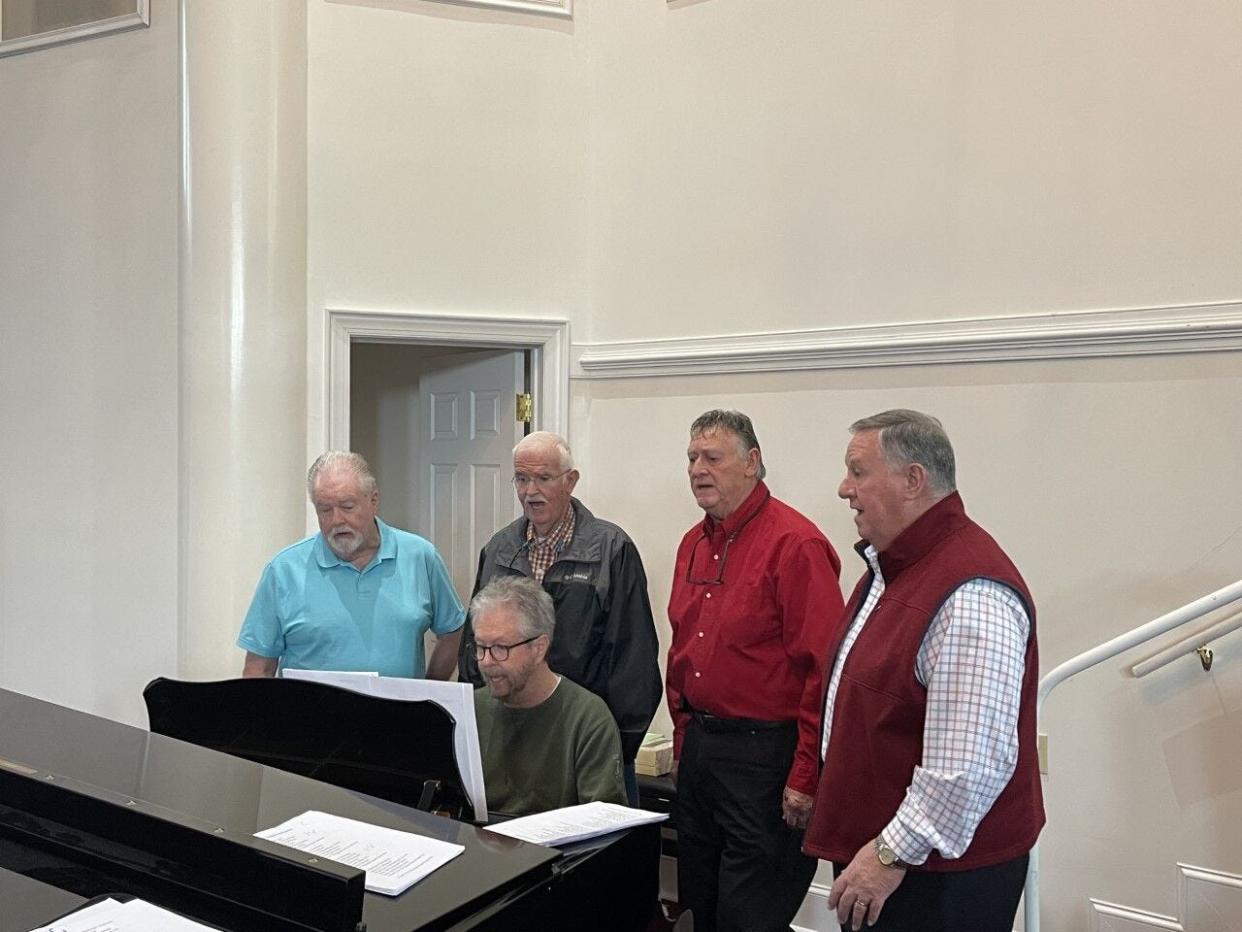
30, 896, 217, 931
256, 810, 464, 897
281, 669, 488, 822
484, 801, 668, 847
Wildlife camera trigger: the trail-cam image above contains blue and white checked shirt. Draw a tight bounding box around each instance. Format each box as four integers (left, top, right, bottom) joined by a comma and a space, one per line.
820, 544, 1030, 864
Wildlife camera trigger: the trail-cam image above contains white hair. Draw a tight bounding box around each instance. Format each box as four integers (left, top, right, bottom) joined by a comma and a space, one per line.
513, 431, 574, 471
306, 451, 377, 497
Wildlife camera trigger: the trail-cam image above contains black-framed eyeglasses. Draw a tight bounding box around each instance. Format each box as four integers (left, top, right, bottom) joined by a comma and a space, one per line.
685, 535, 734, 586
512, 470, 572, 490
468, 635, 540, 662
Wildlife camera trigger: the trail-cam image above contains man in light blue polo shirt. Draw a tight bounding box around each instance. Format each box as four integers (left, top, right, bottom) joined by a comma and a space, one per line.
238, 451, 465, 679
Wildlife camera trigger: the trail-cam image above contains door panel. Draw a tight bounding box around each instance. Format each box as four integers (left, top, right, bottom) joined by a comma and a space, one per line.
418, 350, 525, 603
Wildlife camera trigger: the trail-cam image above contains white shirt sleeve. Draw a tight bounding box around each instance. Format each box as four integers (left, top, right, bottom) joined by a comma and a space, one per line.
882, 578, 1030, 863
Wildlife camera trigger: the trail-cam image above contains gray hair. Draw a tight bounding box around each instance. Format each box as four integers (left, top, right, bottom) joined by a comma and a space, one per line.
849, 409, 956, 496
306, 451, 378, 498
513, 431, 574, 472
690, 409, 767, 480
469, 575, 556, 641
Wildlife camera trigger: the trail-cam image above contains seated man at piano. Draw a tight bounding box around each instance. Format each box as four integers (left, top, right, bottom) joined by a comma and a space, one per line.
469, 576, 627, 816
237, 451, 466, 679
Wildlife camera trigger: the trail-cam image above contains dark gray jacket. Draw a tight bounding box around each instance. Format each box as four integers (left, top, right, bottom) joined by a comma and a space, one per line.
458, 499, 662, 761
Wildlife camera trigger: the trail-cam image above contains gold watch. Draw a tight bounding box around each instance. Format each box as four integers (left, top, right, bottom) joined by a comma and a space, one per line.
874, 837, 909, 869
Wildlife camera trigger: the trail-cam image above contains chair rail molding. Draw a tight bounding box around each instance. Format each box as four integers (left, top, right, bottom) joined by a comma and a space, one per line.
573, 301, 1242, 379
321, 307, 570, 453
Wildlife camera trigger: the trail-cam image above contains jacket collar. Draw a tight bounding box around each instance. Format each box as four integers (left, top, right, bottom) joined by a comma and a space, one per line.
493, 498, 603, 566
858, 491, 969, 581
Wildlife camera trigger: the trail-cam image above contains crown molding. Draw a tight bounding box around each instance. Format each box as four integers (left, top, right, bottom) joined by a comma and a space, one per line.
573, 302, 1242, 379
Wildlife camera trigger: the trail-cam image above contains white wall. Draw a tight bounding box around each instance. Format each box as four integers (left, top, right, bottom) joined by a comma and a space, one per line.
306, 0, 591, 320
586, 0, 1242, 342
0, 0, 180, 725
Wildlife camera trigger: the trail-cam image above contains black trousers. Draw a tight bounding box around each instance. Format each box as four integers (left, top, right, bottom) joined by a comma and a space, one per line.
831, 852, 1029, 932
675, 717, 816, 932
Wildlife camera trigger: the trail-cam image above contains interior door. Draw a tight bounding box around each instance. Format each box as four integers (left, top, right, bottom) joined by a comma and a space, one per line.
417, 349, 526, 602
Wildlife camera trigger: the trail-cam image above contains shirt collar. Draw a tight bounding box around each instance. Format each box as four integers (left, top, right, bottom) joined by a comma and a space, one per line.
526, 500, 576, 545
315, 517, 394, 570
701, 480, 770, 540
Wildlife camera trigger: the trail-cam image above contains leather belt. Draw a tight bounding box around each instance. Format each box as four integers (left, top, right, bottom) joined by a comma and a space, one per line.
683, 702, 794, 735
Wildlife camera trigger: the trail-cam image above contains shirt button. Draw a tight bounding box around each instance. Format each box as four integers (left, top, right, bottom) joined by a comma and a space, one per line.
697, 631, 704, 638
694, 672, 701, 678
713, 554, 719, 561
705, 592, 712, 599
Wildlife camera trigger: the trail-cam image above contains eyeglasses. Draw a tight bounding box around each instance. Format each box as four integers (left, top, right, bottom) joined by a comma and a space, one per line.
512, 470, 571, 490
468, 635, 540, 662
684, 535, 734, 586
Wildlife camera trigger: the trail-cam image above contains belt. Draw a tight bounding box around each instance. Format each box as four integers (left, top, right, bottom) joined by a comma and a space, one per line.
684, 703, 794, 735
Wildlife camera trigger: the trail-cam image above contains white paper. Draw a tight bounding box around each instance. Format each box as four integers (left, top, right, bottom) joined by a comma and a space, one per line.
282, 669, 488, 822
30, 896, 218, 932
255, 809, 464, 896
484, 801, 668, 847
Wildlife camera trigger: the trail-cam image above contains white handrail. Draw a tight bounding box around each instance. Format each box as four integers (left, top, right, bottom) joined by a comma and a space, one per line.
1131, 609, 1242, 677
1024, 577, 1242, 932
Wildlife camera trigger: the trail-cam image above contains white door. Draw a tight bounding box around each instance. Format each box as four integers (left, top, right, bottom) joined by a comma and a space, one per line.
417, 349, 526, 602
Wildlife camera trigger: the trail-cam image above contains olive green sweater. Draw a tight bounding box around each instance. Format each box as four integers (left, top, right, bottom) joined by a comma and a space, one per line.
475, 678, 626, 817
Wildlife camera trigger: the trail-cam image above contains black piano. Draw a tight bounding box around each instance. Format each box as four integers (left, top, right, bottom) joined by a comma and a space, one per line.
0, 685, 658, 931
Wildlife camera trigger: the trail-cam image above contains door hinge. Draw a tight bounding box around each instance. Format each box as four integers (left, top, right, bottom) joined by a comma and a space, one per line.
516, 392, 533, 424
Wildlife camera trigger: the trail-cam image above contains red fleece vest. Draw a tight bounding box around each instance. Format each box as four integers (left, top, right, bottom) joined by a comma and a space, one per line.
802, 493, 1045, 871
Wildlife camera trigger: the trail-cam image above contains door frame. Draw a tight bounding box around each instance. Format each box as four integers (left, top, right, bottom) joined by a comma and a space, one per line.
319, 308, 571, 452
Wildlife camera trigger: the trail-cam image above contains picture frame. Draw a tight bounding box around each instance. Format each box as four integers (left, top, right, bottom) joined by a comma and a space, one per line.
0, 0, 149, 59
430, 0, 571, 18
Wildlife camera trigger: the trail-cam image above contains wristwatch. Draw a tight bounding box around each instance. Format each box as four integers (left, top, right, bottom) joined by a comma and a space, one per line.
874, 836, 909, 869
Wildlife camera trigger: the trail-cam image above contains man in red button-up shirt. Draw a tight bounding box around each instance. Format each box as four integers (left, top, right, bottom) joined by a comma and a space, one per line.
667, 409, 845, 932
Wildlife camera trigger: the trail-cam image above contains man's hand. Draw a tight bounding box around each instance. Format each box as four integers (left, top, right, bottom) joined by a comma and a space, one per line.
781, 786, 813, 829
826, 839, 906, 930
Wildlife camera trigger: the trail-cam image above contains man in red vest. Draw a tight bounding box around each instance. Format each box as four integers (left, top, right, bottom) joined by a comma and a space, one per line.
804, 409, 1044, 932
668, 409, 845, 932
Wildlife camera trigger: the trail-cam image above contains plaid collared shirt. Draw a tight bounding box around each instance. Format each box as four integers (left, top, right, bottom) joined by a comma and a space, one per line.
526, 505, 576, 583
821, 544, 1029, 864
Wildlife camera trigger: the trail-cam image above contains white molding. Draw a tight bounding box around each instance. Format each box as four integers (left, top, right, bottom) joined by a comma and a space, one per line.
1178, 862, 1242, 930
1086, 863, 1242, 932
0, 0, 149, 58
573, 301, 1242, 380
1089, 900, 1182, 931
323, 308, 570, 451
1178, 861, 1242, 894
429, 0, 571, 18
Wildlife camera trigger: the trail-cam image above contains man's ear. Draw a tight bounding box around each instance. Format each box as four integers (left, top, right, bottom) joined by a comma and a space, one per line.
904, 462, 929, 499
532, 634, 551, 665
564, 469, 580, 495
745, 447, 761, 477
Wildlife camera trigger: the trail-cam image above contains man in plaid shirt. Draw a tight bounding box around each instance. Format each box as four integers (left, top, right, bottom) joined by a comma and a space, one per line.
457, 431, 662, 805
804, 410, 1044, 932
